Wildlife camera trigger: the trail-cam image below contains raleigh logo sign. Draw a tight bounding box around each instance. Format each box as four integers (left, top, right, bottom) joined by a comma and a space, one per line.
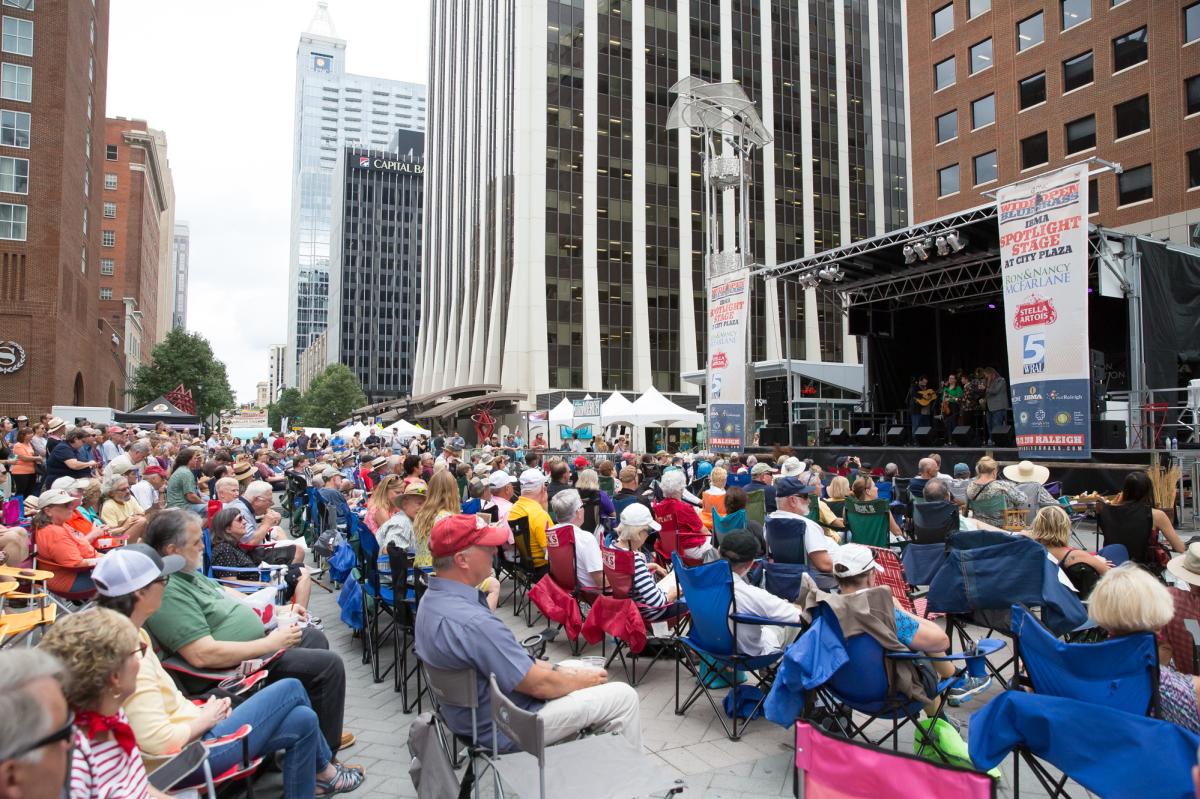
0, 340, 25, 374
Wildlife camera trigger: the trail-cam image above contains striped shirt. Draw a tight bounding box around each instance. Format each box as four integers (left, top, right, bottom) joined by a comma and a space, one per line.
629, 550, 671, 619
69, 712, 150, 799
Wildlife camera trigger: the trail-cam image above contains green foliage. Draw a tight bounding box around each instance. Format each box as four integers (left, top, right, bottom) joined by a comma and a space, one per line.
130, 328, 234, 420
268, 387, 304, 431
300, 364, 366, 429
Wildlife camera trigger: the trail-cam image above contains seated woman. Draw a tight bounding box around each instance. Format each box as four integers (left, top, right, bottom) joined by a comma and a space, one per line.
1089, 564, 1200, 734
964, 456, 1025, 528
613, 503, 683, 620
848, 477, 903, 543
825, 475, 851, 519
210, 508, 311, 609
804, 471, 845, 532
78, 479, 105, 528
1097, 470, 1185, 567
363, 474, 403, 534
34, 489, 100, 596
713, 486, 766, 550
99, 474, 149, 545
1026, 505, 1113, 598
700, 466, 727, 531
575, 468, 616, 533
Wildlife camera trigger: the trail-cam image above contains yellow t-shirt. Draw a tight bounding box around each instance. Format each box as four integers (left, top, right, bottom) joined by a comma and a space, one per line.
508, 496, 552, 567
100, 497, 145, 527
123, 629, 202, 765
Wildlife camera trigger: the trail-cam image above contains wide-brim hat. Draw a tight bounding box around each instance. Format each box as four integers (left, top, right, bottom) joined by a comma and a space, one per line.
46, 417, 66, 433
1168, 543, 1200, 587
1003, 460, 1050, 485
232, 461, 255, 482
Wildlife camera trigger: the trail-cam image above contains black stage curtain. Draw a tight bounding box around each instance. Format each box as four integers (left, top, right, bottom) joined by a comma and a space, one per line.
1139, 239, 1200, 390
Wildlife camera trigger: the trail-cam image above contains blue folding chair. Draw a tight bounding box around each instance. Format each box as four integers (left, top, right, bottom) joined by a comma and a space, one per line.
1010, 604, 1158, 717
671, 553, 804, 740
726, 472, 751, 489
969, 691, 1200, 799
201, 528, 286, 601
900, 542, 947, 588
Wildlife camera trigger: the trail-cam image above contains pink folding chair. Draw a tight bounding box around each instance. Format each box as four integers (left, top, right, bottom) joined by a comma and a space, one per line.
795, 721, 996, 798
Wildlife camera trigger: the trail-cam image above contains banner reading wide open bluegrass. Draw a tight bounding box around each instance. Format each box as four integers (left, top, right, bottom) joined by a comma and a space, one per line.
707, 267, 750, 452
996, 163, 1091, 459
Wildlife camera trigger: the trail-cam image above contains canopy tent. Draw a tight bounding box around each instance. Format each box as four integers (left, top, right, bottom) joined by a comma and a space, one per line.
115, 395, 201, 429
548, 397, 575, 427
333, 422, 372, 440
629, 387, 703, 428
600, 391, 636, 426
382, 419, 427, 440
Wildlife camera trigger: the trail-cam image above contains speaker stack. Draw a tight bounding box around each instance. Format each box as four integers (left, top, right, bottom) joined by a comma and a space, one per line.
1091, 419, 1126, 449
950, 425, 979, 447
990, 424, 1016, 447
826, 427, 850, 446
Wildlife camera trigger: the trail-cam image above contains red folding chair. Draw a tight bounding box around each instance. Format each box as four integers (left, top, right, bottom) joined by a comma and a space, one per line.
868, 546, 930, 618
651, 500, 703, 568
540, 524, 602, 654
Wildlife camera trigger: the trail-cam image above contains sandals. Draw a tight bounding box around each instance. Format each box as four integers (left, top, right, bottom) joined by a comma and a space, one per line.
316, 763, 365, 796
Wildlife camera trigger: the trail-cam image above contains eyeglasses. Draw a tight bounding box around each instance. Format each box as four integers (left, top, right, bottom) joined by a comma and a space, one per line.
150, 574, 170, 587
5, 710, 75, 759
131, 640, 148, 658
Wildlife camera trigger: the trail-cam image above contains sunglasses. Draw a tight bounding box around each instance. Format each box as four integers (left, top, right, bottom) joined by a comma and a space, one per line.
7, 710, 75, 758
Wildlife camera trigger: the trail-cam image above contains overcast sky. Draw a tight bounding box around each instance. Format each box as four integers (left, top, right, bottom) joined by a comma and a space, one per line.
107, 0, 431, 404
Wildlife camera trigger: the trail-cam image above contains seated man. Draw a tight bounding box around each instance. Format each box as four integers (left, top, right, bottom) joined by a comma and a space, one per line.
130, 464, 167, 511
948, 462, 972, 505
226, 479, 305, 565
547, 489, 603, 591
508, 469, 553, 574
142, 509, 355, 756
907, 458, 939, 504
913, 479, 963, 544
0, 649, 72, 799
316, 467, 355, 528
745, 462, 778, 514
719, 531, 803, 656
415, 514, 640, 750
765, 477, 835, 589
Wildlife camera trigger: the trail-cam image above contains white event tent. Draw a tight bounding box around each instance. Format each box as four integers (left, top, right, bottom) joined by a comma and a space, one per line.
629, 387, 703, 428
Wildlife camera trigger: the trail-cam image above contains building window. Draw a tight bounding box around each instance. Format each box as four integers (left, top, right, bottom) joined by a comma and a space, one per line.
1088, 178, 1099, 213
80, 247, 85, 274
0, 201, 25, 239
1061, 0, 1090, 31
83, 170, 88, 197
0, 154, 25, 193
932, 3, 953, 38
1117, 164, 1152, 205
1, 1, 34, 7
1, 17, 31, 56
936, 110, 957, 143
1189, 149, 1200, 189
1021, 132, 1049, 170
1114, 94, 1150, 138
101, 229, 114, 247
86, 94, 92, 120
1065, 115, 1096, 154
1018, 12, 1044, 51
974, 150, 998, 185
1062, 51, 1094, 92
0, 108, 27, 147
938, 163, 960, 196
1113, 27, 1148, 72
81, 207, 86, 236
969, 38, 993, 73
0, 63, 29, 102
969, 0, 990, 18
972, 94, 996, 128
1189, 75, 1200, 116
1187, 3, 1200, 44
100, 258, 114, 275
103, 201, 115, 218
105, 144, 117, 160
935, 56, 956, 90
1019, 72, 1046, 109
104, 172, 117, 190
100, 287, 112, 301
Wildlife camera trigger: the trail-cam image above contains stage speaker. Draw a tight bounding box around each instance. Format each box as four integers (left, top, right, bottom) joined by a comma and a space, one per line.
1091, 419, 1126, 449
990, 424, 1015, 447
854, 427, 881, 446
827, 427, 850, 446
763, 381, 788, 426
913, 426, 935, 446
790, 423, 807, 447
757, 426, 779, 447
886, 426, 910, 446
950, 425, 978, 447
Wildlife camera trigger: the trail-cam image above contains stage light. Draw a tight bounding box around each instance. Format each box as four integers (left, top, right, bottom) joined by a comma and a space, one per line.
987, 303, 996, 310
935, 236, 950, 256
818, 266, 843, 282
903, 245, 916, 264
912, 240, 930, 261
946, 230, 968, 252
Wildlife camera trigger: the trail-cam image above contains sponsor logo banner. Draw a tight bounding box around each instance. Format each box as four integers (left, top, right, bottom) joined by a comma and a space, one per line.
707, 267, 750, 451
997, 164, 1091, 458
709, 404, 745, 451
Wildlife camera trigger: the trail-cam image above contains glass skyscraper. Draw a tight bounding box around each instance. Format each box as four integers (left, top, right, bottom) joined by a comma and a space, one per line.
284, 2, 426, 385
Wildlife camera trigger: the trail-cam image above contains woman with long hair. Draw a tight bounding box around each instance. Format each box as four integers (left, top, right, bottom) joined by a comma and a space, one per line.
1098, 470, 1186, 565
411, 469, 460, 568
364, 474, 404, 534
210, 507, 311, 608
10, 426, 41, 497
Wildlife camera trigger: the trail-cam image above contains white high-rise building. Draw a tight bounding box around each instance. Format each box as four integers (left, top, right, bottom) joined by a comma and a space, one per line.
284, 1, 426, 385
415, 0, 909, 409
171, 222, 189, 330
268, 344, 286, 403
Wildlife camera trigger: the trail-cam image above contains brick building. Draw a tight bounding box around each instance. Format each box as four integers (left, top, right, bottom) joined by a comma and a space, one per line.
0, 0, 125, 417
908, 0, 1200, 244
100, 117, 172, 405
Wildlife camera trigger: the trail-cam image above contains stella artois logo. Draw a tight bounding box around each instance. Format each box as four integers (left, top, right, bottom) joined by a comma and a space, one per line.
1013, 295, 1057, 328
710, 351, 728, 369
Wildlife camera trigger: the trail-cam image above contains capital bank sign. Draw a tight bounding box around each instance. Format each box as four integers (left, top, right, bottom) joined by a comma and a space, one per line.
355, 155, 424, 175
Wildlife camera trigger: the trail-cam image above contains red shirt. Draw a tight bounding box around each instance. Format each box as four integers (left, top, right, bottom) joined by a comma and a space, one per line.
653, 498, 708, 560
272, 436, 286, 451
36, 523, 97, 593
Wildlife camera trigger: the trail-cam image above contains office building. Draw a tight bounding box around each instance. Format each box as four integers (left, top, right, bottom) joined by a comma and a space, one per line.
172, 221, 188, 329
255, 381, 269, 409
284, 1, 426, 385
100, 117, 173, 405
298, 329, 327, 393
0, 0, 126, 416
150, 128, 175, 344
268, 343, 286, 402
414, 0, 909, 409
909, 0, 1200, 244
327, 135, 424, 402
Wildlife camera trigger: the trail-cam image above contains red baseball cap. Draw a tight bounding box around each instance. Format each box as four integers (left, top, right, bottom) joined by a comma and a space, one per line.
142, 465, 167, 477
573, 455, 588, 468
430, 513, 509, 558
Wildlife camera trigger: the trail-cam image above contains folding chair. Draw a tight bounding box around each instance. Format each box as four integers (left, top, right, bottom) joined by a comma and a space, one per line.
389, 543, 429, 712
965, 494, 1007, 529
147, 724, 262, 798
651, 500, 703, 568
505, 517, 544, 626
535, 524, 602, 654
422, 664, 495, 799
763, 513, 835, 594
726, 472, 751, 489
357, 524, 400, 682
672, 553, 802, 740
488, 673, 686, 799
912, 500, 960, 544
0, 565, 56, 646
901, 541, 948, 588
844, 499, 892, 548
711, 507, 746, 543
202, 529, 287, 602
745, 489, 766, 526
867, 546, 926, 616
969, 691, 1200, 799
795, 720, 996, 799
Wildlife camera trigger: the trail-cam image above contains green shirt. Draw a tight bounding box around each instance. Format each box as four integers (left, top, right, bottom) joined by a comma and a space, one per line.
145, 569, 265, 655
165, 467, 198, 508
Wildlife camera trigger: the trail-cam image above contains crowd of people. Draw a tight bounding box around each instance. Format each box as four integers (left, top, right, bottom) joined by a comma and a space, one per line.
1, 416, 1198, 797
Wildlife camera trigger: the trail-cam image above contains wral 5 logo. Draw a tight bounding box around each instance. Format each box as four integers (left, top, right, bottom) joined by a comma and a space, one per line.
1022, 333, 1046, 375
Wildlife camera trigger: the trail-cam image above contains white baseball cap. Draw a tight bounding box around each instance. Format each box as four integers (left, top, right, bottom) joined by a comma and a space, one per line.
36, 489, 76, 509
619, 502, 661, 531
830, 543, 884, 579
779, 457, 804, 477
519, 469, 549, 491
487, 470, 518, 490
92, 544, 186, 597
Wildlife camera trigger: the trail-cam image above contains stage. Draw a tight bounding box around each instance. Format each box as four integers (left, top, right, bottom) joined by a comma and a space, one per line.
750, 445, 1158, 495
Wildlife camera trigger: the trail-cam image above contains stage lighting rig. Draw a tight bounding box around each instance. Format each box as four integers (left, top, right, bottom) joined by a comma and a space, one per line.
935, 235, 950, 256
912, 239, 931, 261
903, 245, 916, 264
818, 265, 843, 282
946, 230, 968, 252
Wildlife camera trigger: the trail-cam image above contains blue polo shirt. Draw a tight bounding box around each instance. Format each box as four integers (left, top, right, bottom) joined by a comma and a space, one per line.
414, 576, 542, 750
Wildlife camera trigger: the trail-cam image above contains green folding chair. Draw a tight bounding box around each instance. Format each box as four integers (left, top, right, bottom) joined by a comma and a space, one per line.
844, 499, 892, 548
746, 490, 766, 527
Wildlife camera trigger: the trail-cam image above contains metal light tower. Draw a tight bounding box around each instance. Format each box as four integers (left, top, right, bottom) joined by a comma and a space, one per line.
667, 77, 771, 450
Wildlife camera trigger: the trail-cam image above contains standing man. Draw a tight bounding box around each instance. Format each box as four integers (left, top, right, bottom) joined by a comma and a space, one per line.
984, 367, 1009, 445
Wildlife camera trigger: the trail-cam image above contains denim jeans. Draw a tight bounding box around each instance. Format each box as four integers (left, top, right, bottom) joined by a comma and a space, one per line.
911, 412, 930, 434
201, 677, 331, 797
986, 410, 1007, 440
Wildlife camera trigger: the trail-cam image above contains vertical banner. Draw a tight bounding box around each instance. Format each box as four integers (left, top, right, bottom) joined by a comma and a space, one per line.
707, 267, 750, 451
996, 164, 1091, 459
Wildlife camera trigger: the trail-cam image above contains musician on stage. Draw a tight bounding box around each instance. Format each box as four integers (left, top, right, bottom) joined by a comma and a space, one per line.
908, 375, 938, 434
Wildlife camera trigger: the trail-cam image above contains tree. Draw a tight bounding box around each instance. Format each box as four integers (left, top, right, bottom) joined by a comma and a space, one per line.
130, 328, 235, 421
268, 387, 304, 431
300, 364, 366, 429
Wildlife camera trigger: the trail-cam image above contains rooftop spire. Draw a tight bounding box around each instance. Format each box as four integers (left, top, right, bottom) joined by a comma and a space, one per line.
306, 1, 338, 38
